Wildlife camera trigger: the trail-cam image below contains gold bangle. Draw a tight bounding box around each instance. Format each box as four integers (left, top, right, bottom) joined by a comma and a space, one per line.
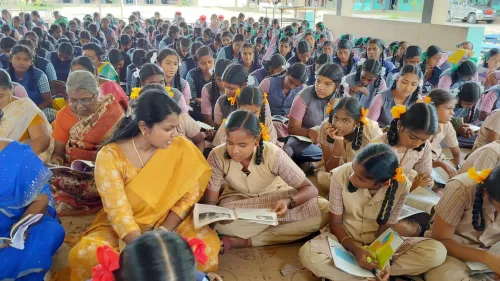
340, 236, 351, 246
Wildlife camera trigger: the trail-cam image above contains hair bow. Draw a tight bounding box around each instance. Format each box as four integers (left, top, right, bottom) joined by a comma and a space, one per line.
260, 122, 270, 141
165, 86, 174, 97
227, 88, 241, 106
417, 96, 432, 104
421, 51, 428, 62
130, 87, 141, 100
183, 237, 208, 265
91, 245, 120, 281
222, 118, 227, 127
360, 107, 369, 125
326, 102, 333, 115
468, 167, 492, 184
263, 92, 269, 104
392, 167, 406, 183
451, 63, 459, 74
390, 105, 407, 119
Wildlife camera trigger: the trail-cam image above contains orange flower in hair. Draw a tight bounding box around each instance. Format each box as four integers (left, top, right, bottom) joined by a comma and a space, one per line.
326, 102, 333, 115
392, 167, 406, 183
263, 92, 269, 104
468, 167, 492, 184
260, 122, 270, 141
222, 119, 227, 126
359, 107, 369, 125
130, 87, 141, 100
227, 88, 241, 106
390, 105, 407, 119
417, 96, 432, 104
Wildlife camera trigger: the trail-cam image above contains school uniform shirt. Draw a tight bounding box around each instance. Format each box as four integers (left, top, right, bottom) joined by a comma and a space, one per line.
287, 55, 314, 70
11, 67, 51, 106
216, 45, 240, 63
258, 75, 304, 116
186, 68, 211, 100
478, 84, 500, 116
477, 66, 494, 86
49, 51, 71, 81
437, 68, 479, 93
314, 163, 410, 246
251, 68, 268, 85
237, 59, 263, 74
317, 118, 383, 166
427, 173, 500, 248
200, 81, 223, 118
206, 141, 322, 223
101, 28, 117, 49
430, 122, 459, 162
0, 53, 7, 69
35, 56, 57, 82
342, 72, 388, 109
349, 58, 395, 75
180, 57, 196, 80
333, 56, 358, 76
14, 25, 28, 36
125, 64, 136, 95
472, 109, 500, 151
177, 113, 201, 139
458, 140, 500, 173
385, 67, 400, 89
158, 36, 173, 50
372, 133, 433, 183
368, 88, 422, 128
213, 94, 272, 125
289, 86, 335, 129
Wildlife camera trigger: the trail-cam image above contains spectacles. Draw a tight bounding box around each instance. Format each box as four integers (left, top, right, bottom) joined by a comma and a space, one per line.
68, 94, 96, 105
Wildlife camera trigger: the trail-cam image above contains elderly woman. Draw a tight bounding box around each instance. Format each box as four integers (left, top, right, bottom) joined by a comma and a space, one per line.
0, 139, 65, 281
50, 70, 124, 216
0, 69, 52, 162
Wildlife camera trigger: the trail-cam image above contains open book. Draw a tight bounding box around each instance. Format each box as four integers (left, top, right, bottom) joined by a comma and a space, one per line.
271, 115, 289, 124
328, 227, 405, 278
196, 121, 214, 131
431, 167, 450, 185
466, 242, 500, 275
0, 214, 43, 250
46, 160, 94, 176
405, 186, 440, 215
193, 204, 279, 229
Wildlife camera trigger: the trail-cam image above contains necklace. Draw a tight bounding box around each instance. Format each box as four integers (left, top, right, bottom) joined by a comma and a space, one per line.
132, 137, 145, 167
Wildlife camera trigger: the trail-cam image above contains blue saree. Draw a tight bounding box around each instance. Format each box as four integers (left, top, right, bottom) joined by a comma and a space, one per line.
0, 141, 65, 281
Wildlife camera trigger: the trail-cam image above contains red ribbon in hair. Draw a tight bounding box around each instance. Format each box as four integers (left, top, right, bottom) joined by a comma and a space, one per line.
91, 245, 120, 281
183, 237, 208, 265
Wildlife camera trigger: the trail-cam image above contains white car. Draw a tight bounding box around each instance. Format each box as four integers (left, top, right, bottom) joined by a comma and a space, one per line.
448, 0, 496, 24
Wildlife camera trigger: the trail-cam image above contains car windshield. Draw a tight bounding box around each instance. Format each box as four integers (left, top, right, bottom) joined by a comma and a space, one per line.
470, 0, 491, 5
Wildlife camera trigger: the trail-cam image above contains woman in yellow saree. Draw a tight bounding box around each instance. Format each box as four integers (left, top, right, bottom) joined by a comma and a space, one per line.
0, 69, 52, 162
68, 89, 220, 281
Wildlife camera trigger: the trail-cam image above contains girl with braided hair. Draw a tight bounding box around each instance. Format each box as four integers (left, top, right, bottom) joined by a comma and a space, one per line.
477, 48, 500, 85
287, 40, 314, 69
387, 41, 408, 69
333, 39, 358, 75
426, 167, 500, 281
385, 45, 422, 88
353, 38, 395, 75
372, 102, 438, 192
251, 53, 286, 85
343, 58, 388, 109
212, 86, 277, 146
300, 143, 446, 281
203, 110, 328, 254
437, 59, 478, 92
307, 53, 333, 86
426, 90, 462, 178
368, 64, 423, 128
201, 59, 232, 127
453, 81, 481, 148
157, 48, 192, 106
238, 42, 262, 73
316, 97, 383, 192
420, 45, 443, 95
477, 82, 500, 122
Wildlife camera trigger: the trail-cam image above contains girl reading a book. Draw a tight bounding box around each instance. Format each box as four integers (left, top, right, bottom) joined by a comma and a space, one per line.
50, 70, 124, 216
343, 59, 387, 109
0, 139, 65, 281
203, 110, 328, 253
299, 143, 447, 281
437, 59, 478, 92
426, 167, 500, 281
212, 86, 277, 146
69, 90, 220, 281
316, 97, 383, 192
427, 90, 462, 177
0, 69, 52, 162
420, 45, 443, 95
454, 82, 481, 148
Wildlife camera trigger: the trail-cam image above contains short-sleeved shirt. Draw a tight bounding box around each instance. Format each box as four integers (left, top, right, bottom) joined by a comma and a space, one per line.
458, 140, 500, 174
430, 122, 459, 161
428, 173, 500, 247
473, 109, 500, 151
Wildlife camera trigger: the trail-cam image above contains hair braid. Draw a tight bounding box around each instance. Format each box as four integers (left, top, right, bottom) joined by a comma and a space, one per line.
387, 118, 399, 146
28, 65, 37, 91
376, 180, 397, 225
347, 51, 354, 74
255, 104, 266, 165
373, 75, 382, 94
352, 123, 364, 150
468, 103, 476, 124
391, 79, 397, 90
210, 76, 219, 118
472, 185, 486, 231
173, 70, 181, 91
355, 65, 362, 83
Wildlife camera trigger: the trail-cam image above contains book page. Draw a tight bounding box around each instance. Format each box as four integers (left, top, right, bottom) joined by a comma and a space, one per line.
328, 237, 375, 278
398, 205, 425, 220
235, 208, 279, 226
405, 187, 440, 214
196, 121, 214, 131
193, 204, 236, 229
466, 242, 500, 273
431, 167, 450, 185
368, 227, 405, 270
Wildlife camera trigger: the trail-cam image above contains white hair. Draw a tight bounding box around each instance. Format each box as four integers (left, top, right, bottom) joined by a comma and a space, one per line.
66, 70, 100, 97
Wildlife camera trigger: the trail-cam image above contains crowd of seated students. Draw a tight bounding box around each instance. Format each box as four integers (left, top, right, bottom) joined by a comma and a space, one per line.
1, 7, 500, 281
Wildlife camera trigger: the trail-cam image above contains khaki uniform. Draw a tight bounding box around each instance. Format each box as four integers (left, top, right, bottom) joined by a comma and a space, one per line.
430, 122, 459, 162
473, 109, 500, 152
458, 140, 500, 174
300, 164, 447, 280
425, 174, 500, 281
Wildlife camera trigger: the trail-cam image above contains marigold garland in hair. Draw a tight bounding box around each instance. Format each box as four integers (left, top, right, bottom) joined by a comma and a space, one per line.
260, 122, 270, 141
392, 167, 406, 183
360, 107, 369, 125
130, 87, 141, 100
390, 105, 407, 119
468, 167, 492, 184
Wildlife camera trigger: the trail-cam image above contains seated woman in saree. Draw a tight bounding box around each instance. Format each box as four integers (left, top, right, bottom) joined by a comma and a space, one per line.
204, 110, 329, 253
71, 56, 129, 112
0, 69, 52, 162
51, 70, 124, 216
69, 90, 220, 281
0, 139, 65, 281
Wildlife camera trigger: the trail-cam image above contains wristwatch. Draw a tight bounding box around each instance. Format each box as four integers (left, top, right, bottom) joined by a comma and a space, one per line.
288, 197, 296, 209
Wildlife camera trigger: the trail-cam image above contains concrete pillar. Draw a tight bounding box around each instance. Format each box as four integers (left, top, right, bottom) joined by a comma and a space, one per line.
422, 0, 451, 24
336, 0, 353, 16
